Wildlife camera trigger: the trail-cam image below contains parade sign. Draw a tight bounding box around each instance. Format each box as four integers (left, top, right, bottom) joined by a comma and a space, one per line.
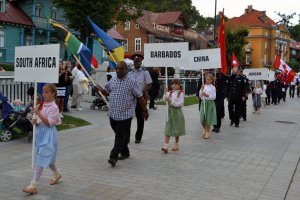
143, 42, 188, 67
187, 48, 221, 70
268, 70, 275, 81
243, 68, 269, 80
14, 44, 60, 83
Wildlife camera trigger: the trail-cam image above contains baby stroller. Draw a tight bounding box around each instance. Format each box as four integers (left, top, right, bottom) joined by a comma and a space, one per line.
90, 87, 109, 111
0, 92, 33, 142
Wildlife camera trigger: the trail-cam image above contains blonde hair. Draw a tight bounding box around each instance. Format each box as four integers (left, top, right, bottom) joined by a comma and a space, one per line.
43, 83, 57, 98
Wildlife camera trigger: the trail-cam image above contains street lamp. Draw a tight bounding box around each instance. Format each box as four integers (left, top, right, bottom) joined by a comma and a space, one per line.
214, 0, 217, 47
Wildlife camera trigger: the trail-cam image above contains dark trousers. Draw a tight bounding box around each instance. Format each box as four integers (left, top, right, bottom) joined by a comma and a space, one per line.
135, 102, 145, 141
64, 85, 71, 110
297, 86, 300, 97
213, 99, 224, 129
266, 93, 271, 105
149, 95, 156, 109
109, 118, 132, 160
240, 100, 247, 120
271, 90, 277, 104
289, 85, 295, 98
228, 99, 241, 126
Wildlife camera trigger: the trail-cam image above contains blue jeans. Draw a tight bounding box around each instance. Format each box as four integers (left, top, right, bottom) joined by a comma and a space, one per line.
64, 86, 71, 110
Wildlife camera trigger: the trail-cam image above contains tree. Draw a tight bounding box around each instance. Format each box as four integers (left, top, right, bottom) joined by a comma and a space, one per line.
290, 24, 300, 41
275, 12, 296, 31
53, 0, 145, 42
225, 28, 249, 69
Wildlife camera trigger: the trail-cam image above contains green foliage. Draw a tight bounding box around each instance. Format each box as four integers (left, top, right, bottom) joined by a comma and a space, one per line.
275, 12, 296, 32
290, 24, 300, 41
288, 58, 300, 72
225, 28, 249, 68
0, 63, 14, 71
53, 0, 144, 41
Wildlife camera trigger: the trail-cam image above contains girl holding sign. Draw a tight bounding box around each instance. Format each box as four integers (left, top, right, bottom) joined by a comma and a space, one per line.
199, 74, 217, 139
23, 84, 62, 194
161, 79, 186, 153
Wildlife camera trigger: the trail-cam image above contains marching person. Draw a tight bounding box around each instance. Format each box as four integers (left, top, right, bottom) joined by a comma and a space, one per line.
161, 79, 186, 153
128, 54, 152, 143
252, 81, 263, 113
95, 61, 148, 167
212, 69, 227, 133
227, 65, 247, 127
240, 71, 251, 121
23, 84, 62, 194
199, 73, 217, 139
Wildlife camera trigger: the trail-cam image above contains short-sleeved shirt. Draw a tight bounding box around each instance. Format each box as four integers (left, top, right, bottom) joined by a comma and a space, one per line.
105, 75, 143, 121
36, 101, 62, 126
128, 68, 152, 91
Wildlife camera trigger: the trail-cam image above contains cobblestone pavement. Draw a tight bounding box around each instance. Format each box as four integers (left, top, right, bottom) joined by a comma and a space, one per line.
0, 97, 299, 200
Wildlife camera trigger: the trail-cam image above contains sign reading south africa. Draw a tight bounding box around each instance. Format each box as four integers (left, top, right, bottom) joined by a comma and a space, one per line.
14, 44, 60, 83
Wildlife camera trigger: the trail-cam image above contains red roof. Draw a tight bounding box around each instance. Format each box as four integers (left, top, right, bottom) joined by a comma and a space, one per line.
155, 11, 183, 25
226, 6, 276, 28
107, 28, 125, 41
0, 2, 34, 27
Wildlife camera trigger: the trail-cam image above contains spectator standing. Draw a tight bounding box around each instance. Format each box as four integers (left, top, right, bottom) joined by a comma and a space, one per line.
149, 67, 160, 110
63, 61, 72, 112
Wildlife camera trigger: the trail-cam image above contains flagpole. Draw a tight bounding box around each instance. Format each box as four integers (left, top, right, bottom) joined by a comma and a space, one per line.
202, 69, 206, 116
72, 55, 109, 109
31, 81, 38, 169
165, 65, 169, 122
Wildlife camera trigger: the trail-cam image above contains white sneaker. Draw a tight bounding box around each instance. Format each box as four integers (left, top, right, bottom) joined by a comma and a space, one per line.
76, 108, 83, 111
60, 113, 64, 118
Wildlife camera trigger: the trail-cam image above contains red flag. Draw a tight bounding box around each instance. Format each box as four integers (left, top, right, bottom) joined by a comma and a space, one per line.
218, 9, 227, 74
274, 54, 296, 83
231, 52, 240, 68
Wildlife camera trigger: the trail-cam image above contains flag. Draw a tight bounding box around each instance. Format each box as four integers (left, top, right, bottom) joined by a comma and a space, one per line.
48, 19, 98, 74
218, 9, 227, 75
274, 54, 296, 83
88, 17, 124, 68
231, 52, 240, 68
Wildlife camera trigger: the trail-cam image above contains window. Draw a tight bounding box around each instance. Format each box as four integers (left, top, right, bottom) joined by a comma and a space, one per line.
148, 35, 155, 43
123, 38, 128, 52
51, 7, 57, 20
135, 38, 141, 52
25, 36, 32, 46
135, 24, 139, 29
0, 0, 5, 13
246, 54, 251, 65
0, 29, 5, 48
35, 4, 42, 17
124, 21, 130, 30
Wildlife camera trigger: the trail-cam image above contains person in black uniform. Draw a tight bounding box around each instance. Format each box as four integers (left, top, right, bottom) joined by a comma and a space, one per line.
212, 69, 227, 133
227, 66, 247, 127
240, 71, 251, 121
148, 67, 160, 110
270, 80, 277, 105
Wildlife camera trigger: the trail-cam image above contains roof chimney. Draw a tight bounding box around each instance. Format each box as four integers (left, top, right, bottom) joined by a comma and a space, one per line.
245, 5, 253, 14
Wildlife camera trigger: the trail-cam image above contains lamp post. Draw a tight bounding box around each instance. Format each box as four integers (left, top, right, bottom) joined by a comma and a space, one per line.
214, 0, 217, 47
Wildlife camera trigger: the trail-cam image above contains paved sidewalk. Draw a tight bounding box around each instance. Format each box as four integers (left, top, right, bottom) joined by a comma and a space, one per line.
0, 97, 299, 200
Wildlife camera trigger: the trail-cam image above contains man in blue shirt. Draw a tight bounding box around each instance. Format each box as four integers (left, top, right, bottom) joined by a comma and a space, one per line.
95, 61, 149, 167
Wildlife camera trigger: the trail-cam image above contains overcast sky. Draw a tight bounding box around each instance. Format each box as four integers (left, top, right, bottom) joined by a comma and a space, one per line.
191, 0, 299, 25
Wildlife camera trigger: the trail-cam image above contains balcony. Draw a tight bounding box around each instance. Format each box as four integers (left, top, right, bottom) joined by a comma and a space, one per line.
34, 17, 50, 28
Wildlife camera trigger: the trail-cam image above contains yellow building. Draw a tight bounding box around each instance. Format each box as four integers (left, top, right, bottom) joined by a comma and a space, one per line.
226, 5, 290, 68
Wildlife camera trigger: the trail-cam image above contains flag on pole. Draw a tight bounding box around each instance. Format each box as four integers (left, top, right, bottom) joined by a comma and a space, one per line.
274, 54, 296, 83
218, 9, 227, 75
88, 17, 124, 68
48, 19, 98, 74
231, 52, 240, 68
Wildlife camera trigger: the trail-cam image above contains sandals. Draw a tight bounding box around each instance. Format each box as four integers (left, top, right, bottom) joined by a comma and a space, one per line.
172, 144, 179, 151
161, 147, 168, 153
22, 181, 38, 194
49, 173, 62, 185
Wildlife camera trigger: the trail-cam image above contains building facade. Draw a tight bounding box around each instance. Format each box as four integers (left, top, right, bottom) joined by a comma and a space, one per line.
115, 11, 207, 58
226, 5, 290, 68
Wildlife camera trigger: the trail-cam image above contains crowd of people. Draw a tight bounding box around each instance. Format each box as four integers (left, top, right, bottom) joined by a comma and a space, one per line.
21, 55, 299, 194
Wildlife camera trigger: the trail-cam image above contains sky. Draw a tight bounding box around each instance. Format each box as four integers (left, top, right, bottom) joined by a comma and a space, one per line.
191, 0, 299, 25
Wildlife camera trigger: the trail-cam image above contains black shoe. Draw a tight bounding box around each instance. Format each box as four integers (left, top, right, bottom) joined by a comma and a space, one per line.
135, 140, 141, 144
212, 128, 216, 132
63, 108, 69, 112
71, 105, 76, 108
243, 118, 247, 121
230, 121, 234, 126
215, 128, 220, 133
235, 124, 239, 127
108, 158, 117, 167
118, 155, 130, 160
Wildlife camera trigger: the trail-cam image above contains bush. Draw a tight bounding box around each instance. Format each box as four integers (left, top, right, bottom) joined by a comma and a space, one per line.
0, 63, 14, 71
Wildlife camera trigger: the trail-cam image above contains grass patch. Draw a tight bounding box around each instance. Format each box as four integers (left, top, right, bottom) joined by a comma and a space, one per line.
0, 115, 91, 141
156, 96, 199, 106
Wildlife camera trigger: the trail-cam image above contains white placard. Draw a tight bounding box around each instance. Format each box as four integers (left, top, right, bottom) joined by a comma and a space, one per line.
268, 70, 275, 81
14, 44, 60, 83
143, 42, 188, 67
243, 68, 269, 80
187, 48, 221, 70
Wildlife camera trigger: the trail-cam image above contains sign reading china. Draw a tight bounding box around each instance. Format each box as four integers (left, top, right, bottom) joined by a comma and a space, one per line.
143, 42, 188, 67
243, 68, 269, 81
14, 44, 60, 83
187, 48, 221, 70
